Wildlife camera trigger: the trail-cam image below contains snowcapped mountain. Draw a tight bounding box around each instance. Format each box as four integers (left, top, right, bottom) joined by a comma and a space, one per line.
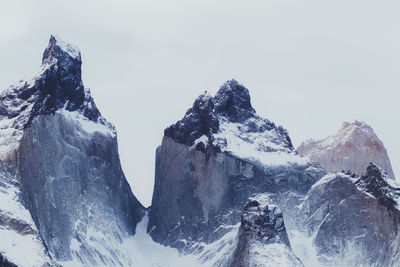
297, 120, 395, 179
0, 35, 145, 266
1, 36, 399, 267
148, 79, 326, 263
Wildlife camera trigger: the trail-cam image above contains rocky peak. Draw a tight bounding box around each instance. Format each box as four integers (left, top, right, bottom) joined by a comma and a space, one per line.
0, 35, 102, 131
297, 120, 395, 179
164, 91, 219, 150
230, 195, 303, 267
164, 80, 292, 153
355, 163, 400, 212
214, 79, 256, 123
42, 35, 81, 66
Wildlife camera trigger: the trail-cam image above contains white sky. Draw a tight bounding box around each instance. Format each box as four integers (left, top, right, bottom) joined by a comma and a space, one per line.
1, 0, 399, 206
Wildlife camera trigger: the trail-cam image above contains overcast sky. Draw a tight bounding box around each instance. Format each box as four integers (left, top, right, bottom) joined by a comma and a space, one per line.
1, 0, 399, 206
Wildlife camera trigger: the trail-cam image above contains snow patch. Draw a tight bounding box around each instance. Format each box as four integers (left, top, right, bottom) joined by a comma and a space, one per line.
52, 35, 81, 59
58, 110, 116, 137
213, 119, 307, 167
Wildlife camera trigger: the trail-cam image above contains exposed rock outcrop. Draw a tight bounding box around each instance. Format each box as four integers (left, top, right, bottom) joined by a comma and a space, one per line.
296, 163, 400, 266
297, 120, 395, 179
148, 80, 326, 250
230, 195, 303, 267
0, 35, 145, 266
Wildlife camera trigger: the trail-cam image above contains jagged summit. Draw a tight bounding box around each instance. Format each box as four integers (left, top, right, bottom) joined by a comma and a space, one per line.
0, 36, 145, 266
298, 120, 395, 179
214, 79, 256, 122
165, 80, 293, 153
0, 35, 104, 132
356, 163, 400, 211
42, 35, 81, 64
230, 195, 303, 267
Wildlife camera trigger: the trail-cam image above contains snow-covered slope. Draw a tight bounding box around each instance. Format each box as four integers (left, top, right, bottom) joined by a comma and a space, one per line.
0, 35, 145, 266
298, 120, 395, 179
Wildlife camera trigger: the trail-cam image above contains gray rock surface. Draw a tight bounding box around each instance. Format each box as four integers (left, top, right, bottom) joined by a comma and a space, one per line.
297, 120, 395, 179
230, 195, 303, 267
0, 35, 145, 266
148, 81, 326, 250
296, 163, 400, 266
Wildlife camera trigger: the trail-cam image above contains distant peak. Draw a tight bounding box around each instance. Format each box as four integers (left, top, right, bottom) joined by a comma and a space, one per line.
42, 35, 81, 65
337, 120, 371, 134
214, 79, 255, 122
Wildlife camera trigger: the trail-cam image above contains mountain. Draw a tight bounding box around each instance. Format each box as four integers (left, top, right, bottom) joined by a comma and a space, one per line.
1, 36, 399, 267
0, 35, 145, 266
148, 79, 326, 255
297, 120, 395, 179
295, 163, 400, 266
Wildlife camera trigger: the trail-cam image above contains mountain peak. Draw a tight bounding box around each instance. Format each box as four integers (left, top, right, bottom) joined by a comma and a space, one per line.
0, 36, 102, 132
214, 79, 255, 122
337, 120, 372, 136
164, 80, 292, 153
42, 35, 81, 64
355, 163, 400, 212
298, 121, 395, 179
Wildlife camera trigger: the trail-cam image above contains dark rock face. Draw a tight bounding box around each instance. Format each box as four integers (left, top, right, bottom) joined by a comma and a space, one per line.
239, 199, 290, 245
214, 79, 255, 123
149, 81, 325, 250
355, 163, 400, 212
164, 79, 293, 153
230, 196, 303, 267
164, 92, 219, 151
296, 163, 400, 266
0, 254, 17, 267
0, 36, 145, 266
0, 35, 102, 132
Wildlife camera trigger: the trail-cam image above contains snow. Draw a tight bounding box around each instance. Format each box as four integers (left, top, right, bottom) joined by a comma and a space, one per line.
0, 180, 34, 224
289, 230, 321, 267
196, 223, 240, 266
121, 214, 201, 267
59, 213, 204, 267
249, 241, 302, 267
191, 135, 209, 150
0, 228, 49, 267
213, 119, 308, 167
0, 173, 50, 267
52, 34, 81, 59
59, 110, 116, 137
